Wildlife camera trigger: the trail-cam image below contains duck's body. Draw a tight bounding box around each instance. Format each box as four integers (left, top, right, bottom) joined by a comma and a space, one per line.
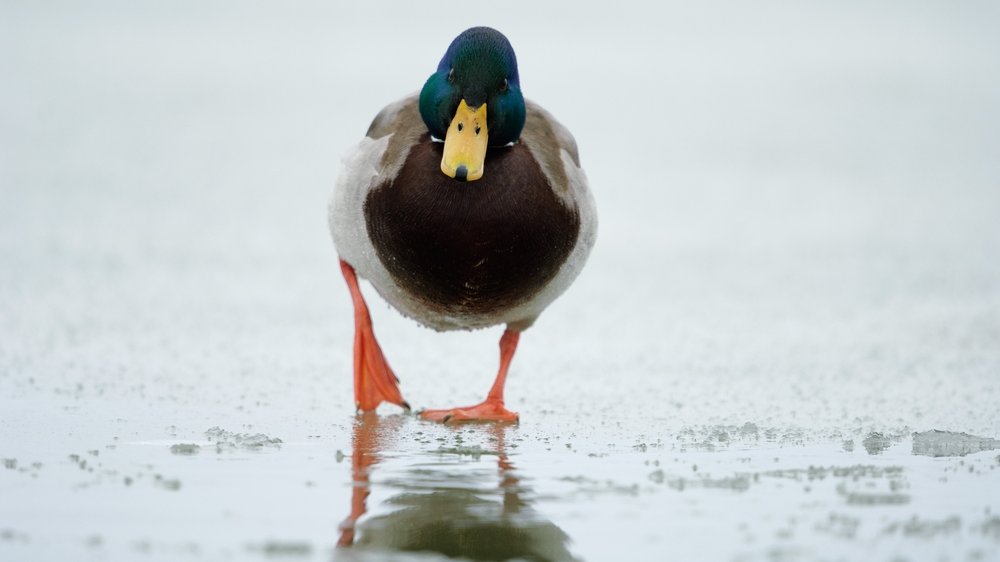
329, 27, 596, 422
332, 95, 595, 332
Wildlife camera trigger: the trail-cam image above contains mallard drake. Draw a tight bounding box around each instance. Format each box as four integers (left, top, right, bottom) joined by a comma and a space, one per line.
329, 26, 596, 422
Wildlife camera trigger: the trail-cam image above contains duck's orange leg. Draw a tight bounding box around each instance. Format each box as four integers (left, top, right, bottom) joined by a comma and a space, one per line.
340, 259, 408, 412
421, 329, 520, 423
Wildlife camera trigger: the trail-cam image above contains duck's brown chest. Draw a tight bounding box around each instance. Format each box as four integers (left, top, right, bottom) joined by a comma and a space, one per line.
364, 137, 580, 317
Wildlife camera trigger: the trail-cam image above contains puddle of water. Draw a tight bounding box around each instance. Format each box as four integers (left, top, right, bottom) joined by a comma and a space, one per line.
337, 415, 578, 562
3, 393, 1000, 562
320, 415, 1000, 562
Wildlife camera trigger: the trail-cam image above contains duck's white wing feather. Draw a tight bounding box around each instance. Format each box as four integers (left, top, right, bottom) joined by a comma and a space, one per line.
329, 95, 424, 320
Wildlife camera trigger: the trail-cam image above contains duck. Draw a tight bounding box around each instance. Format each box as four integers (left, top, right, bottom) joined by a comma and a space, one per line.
329, 26, 596, 422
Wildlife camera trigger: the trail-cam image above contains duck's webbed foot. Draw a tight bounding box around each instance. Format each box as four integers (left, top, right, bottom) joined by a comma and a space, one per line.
340, 259, 409, 412
420, 399, 519, 423
420, 329, 521, 424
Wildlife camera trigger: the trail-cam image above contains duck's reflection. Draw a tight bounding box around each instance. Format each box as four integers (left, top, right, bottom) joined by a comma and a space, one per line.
337, 414, 577, 562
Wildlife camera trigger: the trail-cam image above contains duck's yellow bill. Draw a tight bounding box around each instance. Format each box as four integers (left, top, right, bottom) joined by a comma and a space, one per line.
441, 99, 488, 182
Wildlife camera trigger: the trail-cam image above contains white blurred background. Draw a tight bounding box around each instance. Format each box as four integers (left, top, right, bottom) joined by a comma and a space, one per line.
3, 0, 998, 424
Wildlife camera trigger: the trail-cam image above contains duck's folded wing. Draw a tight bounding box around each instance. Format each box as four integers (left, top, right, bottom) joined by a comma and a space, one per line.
521, 100, 583, 197
364, 94, 427, 184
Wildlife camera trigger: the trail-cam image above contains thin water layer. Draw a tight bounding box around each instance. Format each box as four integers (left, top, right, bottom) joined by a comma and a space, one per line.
4, 409, 999, 562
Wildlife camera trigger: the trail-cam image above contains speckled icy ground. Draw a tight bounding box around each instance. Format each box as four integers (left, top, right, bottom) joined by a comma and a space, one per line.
2, 2, 1000, 561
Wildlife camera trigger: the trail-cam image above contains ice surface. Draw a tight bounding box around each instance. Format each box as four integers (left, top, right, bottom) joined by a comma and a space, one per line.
168, 444, 201, 456
251, 541, 313, 557
912, 430, 1000, 458
204, 427, 284, 452
862, 432, 894, 455
1, 1, 1000, 561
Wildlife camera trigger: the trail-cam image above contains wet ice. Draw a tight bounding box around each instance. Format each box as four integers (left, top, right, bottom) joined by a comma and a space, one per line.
911, 430, 1000, 458
204, 427, 284, 452
169, 444, 201, 456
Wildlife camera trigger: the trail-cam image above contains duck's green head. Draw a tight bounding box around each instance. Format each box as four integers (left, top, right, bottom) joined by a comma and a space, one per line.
419, 27, 526, 182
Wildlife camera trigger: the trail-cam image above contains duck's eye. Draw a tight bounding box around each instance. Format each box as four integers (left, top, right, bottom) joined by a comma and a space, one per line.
447, 68, 455, 83
499, 78, 508, 92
